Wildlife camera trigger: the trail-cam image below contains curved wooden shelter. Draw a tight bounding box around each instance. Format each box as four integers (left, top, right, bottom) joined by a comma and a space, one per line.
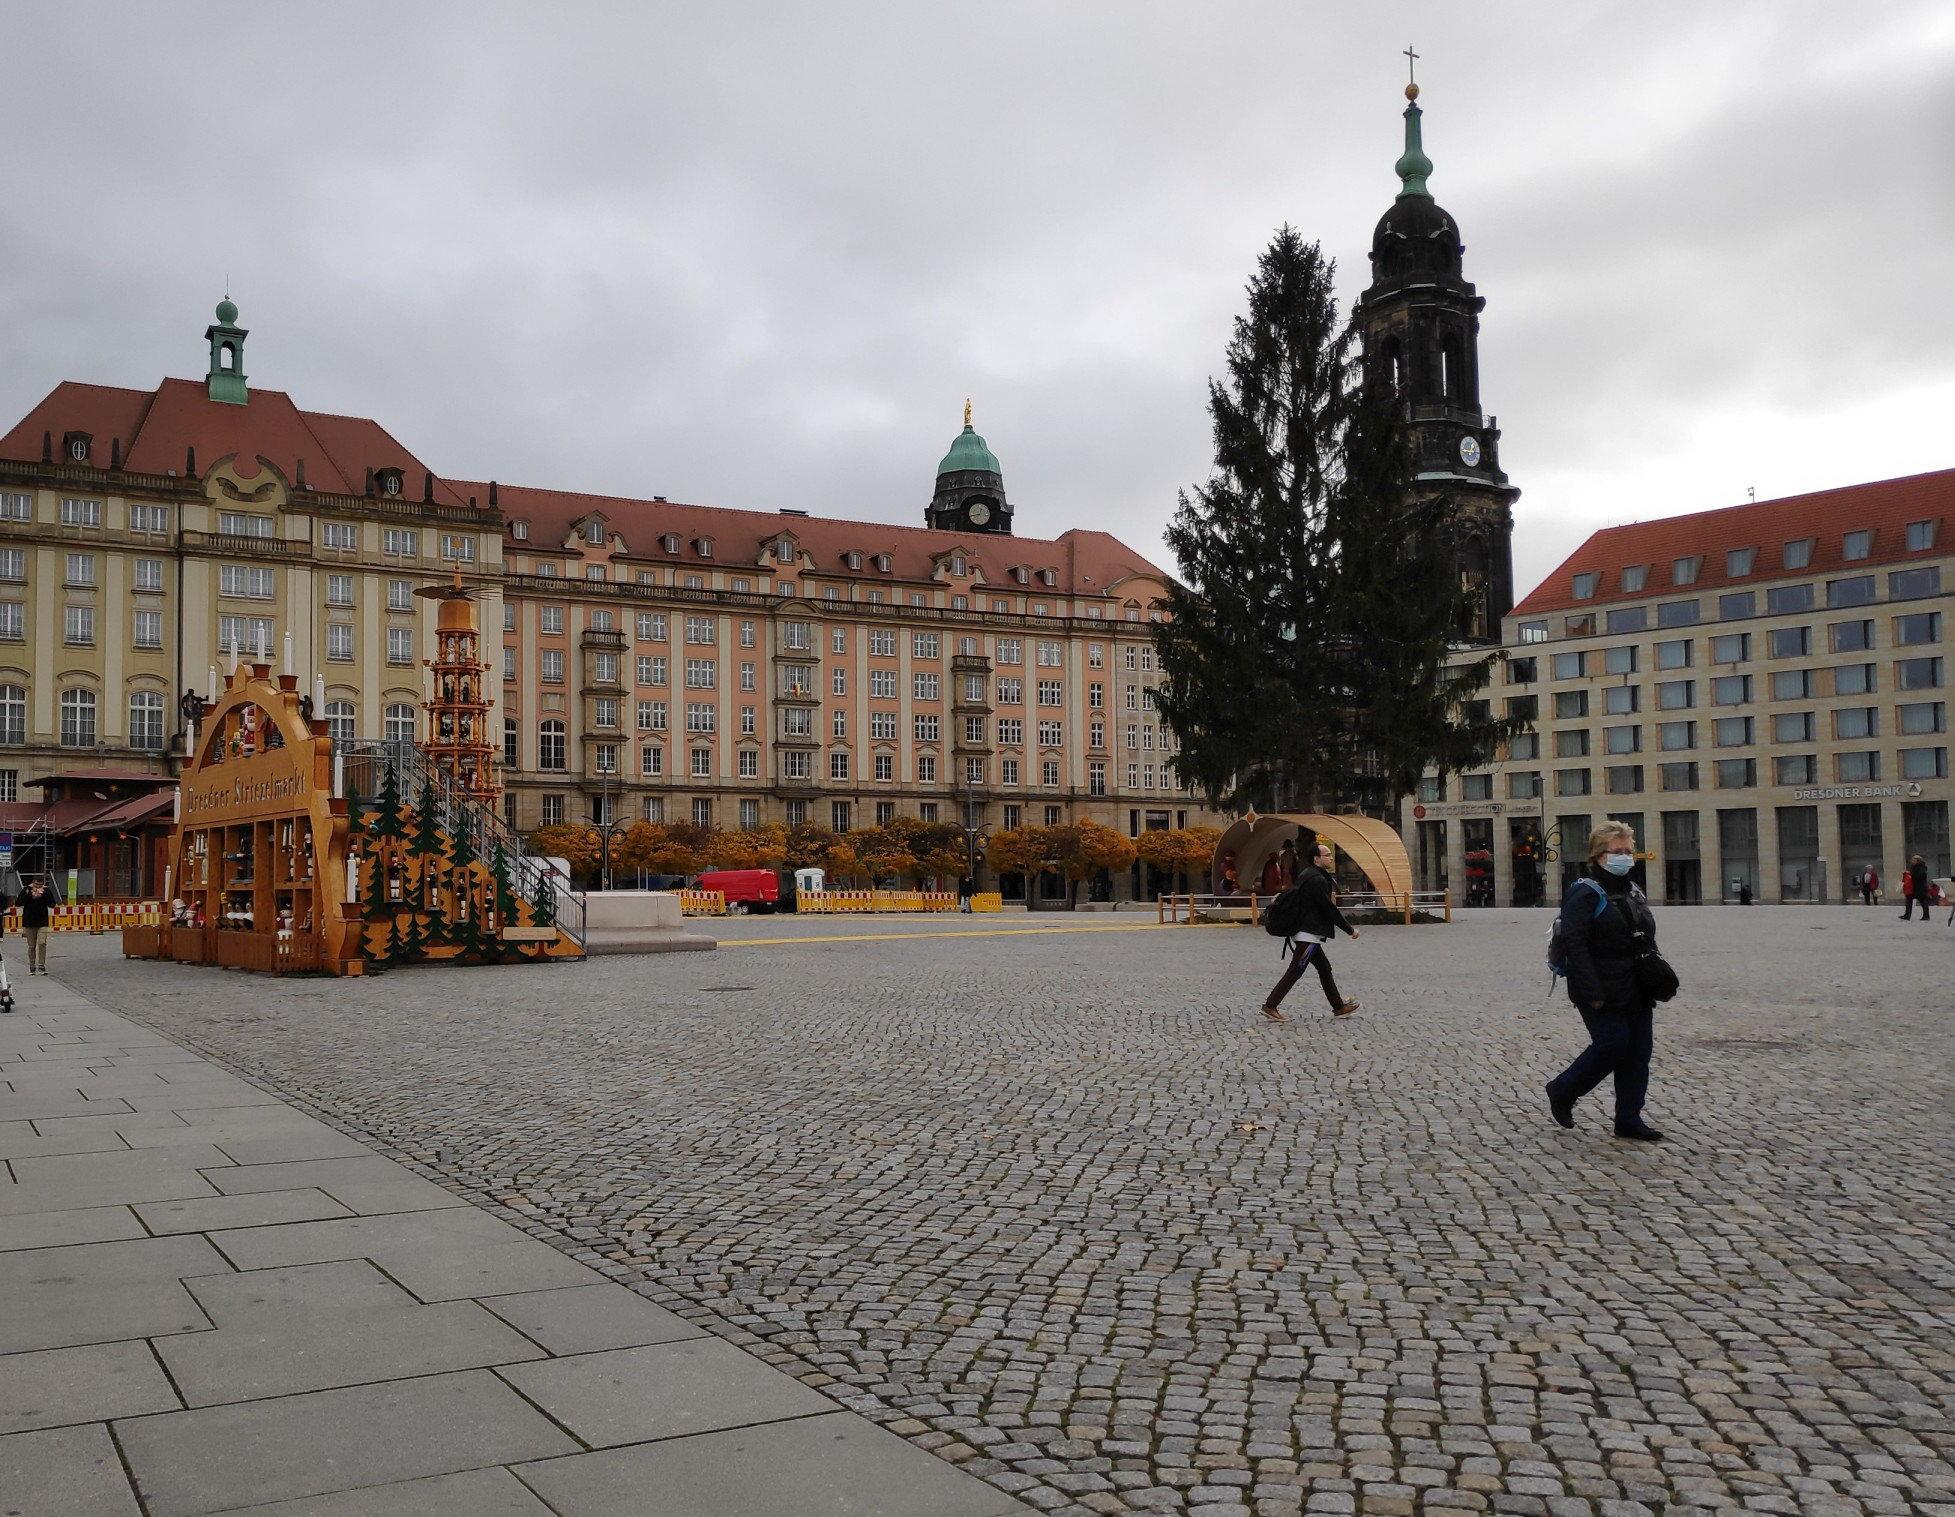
1212, 812, 1413, 900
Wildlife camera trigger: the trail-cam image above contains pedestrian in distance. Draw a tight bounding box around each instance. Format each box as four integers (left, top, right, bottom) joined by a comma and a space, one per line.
1900, 855, 1931, 921
1277, 838, 1300, 888
1259, 841, 1360, 1023
18, 878, 53, 975
1545, 821, 1670, 1142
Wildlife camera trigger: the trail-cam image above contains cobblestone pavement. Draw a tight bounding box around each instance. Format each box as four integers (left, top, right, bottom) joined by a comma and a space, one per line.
57, 905, 1955, 1516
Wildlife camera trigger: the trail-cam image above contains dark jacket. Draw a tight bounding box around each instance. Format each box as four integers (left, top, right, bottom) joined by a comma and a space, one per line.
18, 888, 53, 931
1559, 865, 1656, 1013
1292, 866, 1355, 940
1908, 864, 1929, 900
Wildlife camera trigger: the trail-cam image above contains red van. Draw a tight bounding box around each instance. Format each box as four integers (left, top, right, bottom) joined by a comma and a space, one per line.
696, 869, 781, 913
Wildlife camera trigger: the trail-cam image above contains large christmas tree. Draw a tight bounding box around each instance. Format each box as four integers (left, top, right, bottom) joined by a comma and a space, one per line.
1153, 227, 1515, 815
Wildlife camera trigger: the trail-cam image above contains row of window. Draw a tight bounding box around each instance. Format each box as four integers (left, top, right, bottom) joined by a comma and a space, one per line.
1534, 702, 1948, 758
1531, 659, 1943, 721
526, 793, 1079, 833
1531, 749, 1950, 795
1531, 565, 1943, 640
1567, 521, 1939, 601
0, 685, 166, 750
0, 495, 483, 559
1528, 613, 1943, 681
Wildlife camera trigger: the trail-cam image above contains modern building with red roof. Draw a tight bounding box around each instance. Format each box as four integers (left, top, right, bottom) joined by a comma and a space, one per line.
1398, 467, 1954, 908
0, 300, 1212, 901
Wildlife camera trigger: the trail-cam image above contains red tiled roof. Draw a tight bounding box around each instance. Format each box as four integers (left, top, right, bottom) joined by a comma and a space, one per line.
24, 769, 177, 789
63, 791, 175, 835
1513, 468, 1954, 616
464, 479, 1172, 598
0, 379, 472, 508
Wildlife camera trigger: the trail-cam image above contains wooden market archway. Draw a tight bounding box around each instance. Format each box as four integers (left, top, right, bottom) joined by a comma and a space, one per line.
1211, 812, 1413, 901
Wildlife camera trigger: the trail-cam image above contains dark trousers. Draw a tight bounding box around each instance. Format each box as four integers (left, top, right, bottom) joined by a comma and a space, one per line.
1902, 895, 1928, 920
1264, 941, 1343, 1012
1549, 1003, 1653, 1126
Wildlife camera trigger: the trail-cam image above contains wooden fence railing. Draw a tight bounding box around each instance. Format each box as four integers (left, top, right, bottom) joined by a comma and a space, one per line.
1158, 890, 1452, 926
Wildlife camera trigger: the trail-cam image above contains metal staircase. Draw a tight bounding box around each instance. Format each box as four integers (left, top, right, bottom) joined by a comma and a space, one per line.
337, 739, 585, 947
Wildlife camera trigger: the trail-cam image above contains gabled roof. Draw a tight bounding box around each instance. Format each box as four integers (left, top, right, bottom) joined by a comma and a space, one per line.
0, 379, 473, 508
1514, 468, 1954, 616
469, 480, 1170, 597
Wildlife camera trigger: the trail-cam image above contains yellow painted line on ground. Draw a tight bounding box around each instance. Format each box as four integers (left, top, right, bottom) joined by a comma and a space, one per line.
717, 921, 1200, 947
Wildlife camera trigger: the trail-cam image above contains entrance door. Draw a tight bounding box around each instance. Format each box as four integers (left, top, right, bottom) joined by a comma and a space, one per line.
1664, 858, 1700, 905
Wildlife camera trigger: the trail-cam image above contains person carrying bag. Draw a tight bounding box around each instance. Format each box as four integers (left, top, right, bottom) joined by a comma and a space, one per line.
1544, 821, 1676, 1142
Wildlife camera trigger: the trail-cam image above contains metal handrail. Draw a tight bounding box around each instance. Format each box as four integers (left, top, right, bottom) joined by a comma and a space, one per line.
338, 739, 585, 945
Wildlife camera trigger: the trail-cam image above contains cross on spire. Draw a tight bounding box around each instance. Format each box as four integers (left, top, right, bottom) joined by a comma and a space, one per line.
1403, 44, 1418, 85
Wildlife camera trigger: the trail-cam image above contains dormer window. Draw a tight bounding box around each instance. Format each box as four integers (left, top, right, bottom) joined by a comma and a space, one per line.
1038, 568, 1057, 587
775, 538, 796, 564
375, 468, 403, 497
845, 550, 863, 571
511, 520, 530, 541
1571, 572, 1599, 600
1907, 520, 1938, 551
63, 432, 91, 463
586, 520, 605, 546
693, 537, 714, 559
1013, 566, 1030, 585
1672, 555, 1701, 585
1620, 564, 1648, 593
874, 553, 891, 573
1843, 529, 1872, 561
1783, 537, 1814, 569
1725, 546, 1755, 577
658, 533, 677, 553
950, 554, 966, 577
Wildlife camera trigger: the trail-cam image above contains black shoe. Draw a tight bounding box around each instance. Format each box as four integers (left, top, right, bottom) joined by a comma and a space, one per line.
1613, 1122, 1666, 1142
1546, 1082, 1575, 1129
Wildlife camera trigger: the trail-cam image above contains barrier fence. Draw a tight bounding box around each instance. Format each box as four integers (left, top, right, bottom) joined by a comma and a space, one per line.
5, 900, 165, 934
797, 889, 962, 915
677, 890, 728, 917
1158, 890, 1452, 926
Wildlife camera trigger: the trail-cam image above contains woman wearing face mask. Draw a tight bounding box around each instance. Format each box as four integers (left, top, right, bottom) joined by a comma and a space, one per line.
1545, 821, 1666, 1142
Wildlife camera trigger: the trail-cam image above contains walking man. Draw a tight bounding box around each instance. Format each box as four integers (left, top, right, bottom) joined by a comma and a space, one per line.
1260, 841, 1360, 1022
18, 878, 53, 975
1901, 855, 1931, 921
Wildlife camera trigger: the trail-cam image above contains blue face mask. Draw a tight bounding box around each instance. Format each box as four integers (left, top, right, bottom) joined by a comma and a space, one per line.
1601, 853, 1635, 877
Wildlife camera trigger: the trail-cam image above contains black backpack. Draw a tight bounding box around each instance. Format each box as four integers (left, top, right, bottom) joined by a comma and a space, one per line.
1263, 883, 1307, 940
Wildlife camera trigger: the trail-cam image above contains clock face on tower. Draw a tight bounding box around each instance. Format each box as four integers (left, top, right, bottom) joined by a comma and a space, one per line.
1458, 435, 1482, 468
966, 502, 991, 527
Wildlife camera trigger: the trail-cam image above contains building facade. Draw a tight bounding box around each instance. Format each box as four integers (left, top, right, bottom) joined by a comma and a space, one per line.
0, 304, 1217, 898
1402, 470, 1954, 905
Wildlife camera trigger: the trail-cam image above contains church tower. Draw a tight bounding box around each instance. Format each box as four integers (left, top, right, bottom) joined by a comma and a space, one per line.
926, 402, 1013, 533
1356, 71, 1518, 643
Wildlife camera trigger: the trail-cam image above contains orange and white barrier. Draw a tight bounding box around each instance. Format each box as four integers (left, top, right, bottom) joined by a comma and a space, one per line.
677, 889, 727, 917
4, 900, 165, 933
797, 889, 960, 915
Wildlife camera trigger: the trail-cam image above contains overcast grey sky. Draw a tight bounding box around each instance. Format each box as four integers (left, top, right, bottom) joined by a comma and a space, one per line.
2, 2, 1949, 593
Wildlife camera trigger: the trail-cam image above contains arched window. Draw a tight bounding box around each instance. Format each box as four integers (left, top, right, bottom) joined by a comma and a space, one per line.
219, 344, 235, 372
129, 691, 164, 751
325, 700, 356, 744
538, 719, 566, 772
60, 687, 97, 748
0, 684, 24, 745
384, 703, 415, 744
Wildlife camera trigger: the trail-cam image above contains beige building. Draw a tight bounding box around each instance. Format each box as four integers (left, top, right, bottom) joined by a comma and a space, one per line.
0, 303, 1217, 900
1402, 469, 1954, 905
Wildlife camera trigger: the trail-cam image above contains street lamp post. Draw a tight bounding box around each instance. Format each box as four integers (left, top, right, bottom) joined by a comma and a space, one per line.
958, 774, 989, 911
592, 770, 630, 891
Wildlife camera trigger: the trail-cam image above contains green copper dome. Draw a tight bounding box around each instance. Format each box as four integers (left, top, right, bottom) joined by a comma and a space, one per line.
215, 297, 239, 325
938, 422, 1000, 478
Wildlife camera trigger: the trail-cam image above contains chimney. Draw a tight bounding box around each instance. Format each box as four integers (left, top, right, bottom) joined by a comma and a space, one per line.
489, 480, 499, 509
109, 438, 121, 470
295, 457, 306, 489
185, 446, 196, 477
40, 431, 51, 463
422, 471, 434, 502
363, 466, 374, 497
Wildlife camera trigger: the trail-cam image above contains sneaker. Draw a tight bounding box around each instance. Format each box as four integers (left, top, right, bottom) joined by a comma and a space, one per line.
1332, 1000, 1359, 1018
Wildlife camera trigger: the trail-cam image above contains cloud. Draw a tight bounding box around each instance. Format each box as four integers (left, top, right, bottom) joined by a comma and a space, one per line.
0, 0, 1947, 603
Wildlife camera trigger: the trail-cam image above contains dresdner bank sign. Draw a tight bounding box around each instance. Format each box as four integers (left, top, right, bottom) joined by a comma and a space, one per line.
1787, 782, 1923, 802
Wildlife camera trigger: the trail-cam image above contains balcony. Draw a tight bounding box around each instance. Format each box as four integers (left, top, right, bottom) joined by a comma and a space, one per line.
182, 530, 315, 561
579, 629, 627, 651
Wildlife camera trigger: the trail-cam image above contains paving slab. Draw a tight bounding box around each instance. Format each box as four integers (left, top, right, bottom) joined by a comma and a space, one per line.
207, 1155, 470, 1214
136, 1188, 355, 1235
159, 1261, 545, 1405
0, 1204, 146, 1252
212, 1206, 604, 1300
516, 1410, 1025, 1516
0, 1234, 227, 1354
0, 1420, 143, 1515
0, 1145, 227, 1216
116, 1369, 580, 1517
480, 1281, 708, 1355
0, 1339, 181, 1433
209, 1466, 556, 1515
498, 1338, 834, 1448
